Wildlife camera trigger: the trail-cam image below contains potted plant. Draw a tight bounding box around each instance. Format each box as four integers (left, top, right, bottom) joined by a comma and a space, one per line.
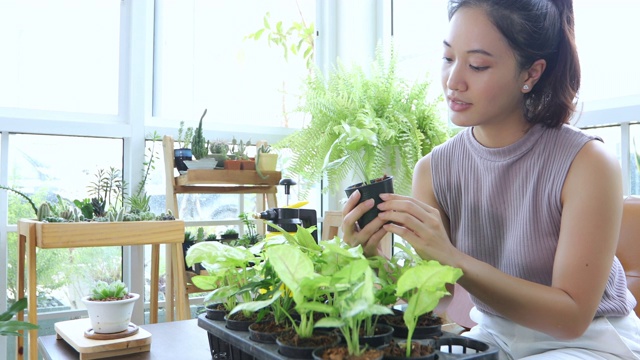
256, 142, 278, 179
274, 43, 449, 200
81, 280, 140, 334
382, 257, 462, 359
224, 137, 242, 170
186, 240, 266, 329
231, 137, 255, 170
266, 243, 340, 359
208, 139, 229, 166
174, 121, 194, 171
220, 228, 239, 241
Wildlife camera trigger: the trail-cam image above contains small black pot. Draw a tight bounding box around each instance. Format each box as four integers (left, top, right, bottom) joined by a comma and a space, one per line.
380, 340, 438, 360
220, 233, 239, 241
344, 175, 394, 229
360, 323, 394, 348
225, 314, 256, 332
174, 148, 192, 172
205, 303, 227, 321
248, 321, 290, 344
276, 330, 340, 359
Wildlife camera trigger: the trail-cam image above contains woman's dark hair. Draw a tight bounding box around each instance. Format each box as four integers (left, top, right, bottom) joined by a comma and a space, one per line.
448, 0, 580, 128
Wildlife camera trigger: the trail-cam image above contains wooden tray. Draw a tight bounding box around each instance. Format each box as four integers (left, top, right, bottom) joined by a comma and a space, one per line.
55, 319, 151, 360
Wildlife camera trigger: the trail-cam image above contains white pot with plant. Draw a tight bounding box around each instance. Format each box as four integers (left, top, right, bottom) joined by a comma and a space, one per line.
81, 280, 139, 334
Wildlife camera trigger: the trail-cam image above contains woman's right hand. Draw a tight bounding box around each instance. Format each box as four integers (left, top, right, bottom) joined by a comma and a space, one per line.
341, 189, 389, 257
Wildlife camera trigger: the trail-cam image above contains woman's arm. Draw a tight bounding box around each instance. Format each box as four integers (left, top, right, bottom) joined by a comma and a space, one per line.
378, 140, 623, 339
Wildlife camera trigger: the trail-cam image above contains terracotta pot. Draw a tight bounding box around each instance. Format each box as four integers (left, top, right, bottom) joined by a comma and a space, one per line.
224, 159, 242, 170
240, 159, 255, 170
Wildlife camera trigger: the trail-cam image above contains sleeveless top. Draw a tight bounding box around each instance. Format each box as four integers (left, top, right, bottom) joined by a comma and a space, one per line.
431, 124, 636, 317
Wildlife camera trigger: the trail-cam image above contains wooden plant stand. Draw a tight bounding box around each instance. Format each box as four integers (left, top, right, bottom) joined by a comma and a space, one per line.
16, 219, 186, 360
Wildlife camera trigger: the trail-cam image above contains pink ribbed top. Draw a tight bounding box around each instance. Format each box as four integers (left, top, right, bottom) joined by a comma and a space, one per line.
431, 124, 635, 317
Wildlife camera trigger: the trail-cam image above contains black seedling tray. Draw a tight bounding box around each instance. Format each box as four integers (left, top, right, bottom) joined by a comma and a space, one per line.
197, 314, 498, 360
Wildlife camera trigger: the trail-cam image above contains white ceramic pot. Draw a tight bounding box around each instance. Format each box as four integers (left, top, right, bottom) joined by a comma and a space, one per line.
81, 293, 140, 333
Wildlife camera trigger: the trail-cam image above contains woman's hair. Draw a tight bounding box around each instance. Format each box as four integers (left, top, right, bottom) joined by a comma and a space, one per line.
448, 0, 580, 128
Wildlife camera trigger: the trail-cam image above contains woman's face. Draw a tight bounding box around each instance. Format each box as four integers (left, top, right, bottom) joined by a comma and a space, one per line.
441, 7, 527, 129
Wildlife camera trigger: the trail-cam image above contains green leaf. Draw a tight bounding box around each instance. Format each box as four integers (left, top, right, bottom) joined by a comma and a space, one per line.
0, 298, 28, 321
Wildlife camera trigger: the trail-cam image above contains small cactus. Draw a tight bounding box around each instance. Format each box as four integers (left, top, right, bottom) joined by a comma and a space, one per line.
37, 203, 51, 221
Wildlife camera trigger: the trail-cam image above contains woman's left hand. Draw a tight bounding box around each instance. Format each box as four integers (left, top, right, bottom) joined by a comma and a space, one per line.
377, 193, 458, 266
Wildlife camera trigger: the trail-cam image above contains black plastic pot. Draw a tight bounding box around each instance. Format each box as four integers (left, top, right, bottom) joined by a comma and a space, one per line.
381, 340, 438, 360
344, 175, 394, 229
361, 323, 395, 348
225, 314, 255, 332
248, 320, 290, 344
276, 330, 340, 359
174, 148, 192, 172
205, 303, 227, 321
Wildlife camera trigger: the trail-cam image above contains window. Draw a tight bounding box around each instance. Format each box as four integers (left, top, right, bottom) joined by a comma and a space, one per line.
5, 134, 123, 309
0, 0, 120, 114
153, 0, 316, 128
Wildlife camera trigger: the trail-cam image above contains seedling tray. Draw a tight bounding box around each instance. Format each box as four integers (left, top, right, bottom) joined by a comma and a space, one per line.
197, 314, 498, 359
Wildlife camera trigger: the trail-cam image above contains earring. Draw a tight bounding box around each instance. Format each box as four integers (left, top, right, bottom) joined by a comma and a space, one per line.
523, 84, 530, 90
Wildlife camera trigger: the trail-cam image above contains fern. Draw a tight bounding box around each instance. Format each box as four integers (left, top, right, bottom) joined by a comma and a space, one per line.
276, 42, 449, 198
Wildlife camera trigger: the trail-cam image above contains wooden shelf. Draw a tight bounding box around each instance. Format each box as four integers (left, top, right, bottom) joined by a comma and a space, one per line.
19, 219, 184, 249
162, 135, 280, 310
16, 219, 187, 360
176, 169, 281, 186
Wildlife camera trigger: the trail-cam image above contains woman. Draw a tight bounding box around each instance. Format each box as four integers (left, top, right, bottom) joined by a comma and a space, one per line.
343, 0, 640, 358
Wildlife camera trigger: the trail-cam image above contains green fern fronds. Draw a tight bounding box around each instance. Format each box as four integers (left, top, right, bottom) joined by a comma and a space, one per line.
276, 42, 449, 198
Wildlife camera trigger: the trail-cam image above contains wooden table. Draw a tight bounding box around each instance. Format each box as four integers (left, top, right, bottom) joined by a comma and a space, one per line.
38, 319, 211, 360
16, 219, 188, 360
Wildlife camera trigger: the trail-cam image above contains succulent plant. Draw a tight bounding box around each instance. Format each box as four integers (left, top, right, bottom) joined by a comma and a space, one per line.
89, 280, 129, 301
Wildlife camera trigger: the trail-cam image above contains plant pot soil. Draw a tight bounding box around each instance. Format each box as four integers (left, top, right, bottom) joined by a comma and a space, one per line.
312, 345, 383, 360
380, 311, 442, 339
344, 175, 394, 229
225, 312, 259, 332
276, 329, 340, 359
248, 319, 291, 344
381, 339, 436, 360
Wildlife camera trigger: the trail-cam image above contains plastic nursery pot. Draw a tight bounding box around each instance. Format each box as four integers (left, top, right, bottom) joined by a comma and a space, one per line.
224, 313, 257, 332
380, 339, 437, 360
276, 330, 340, 359
174, 148, 192, 172
380, 309, 443, 340
360, 323, 394, 348
248, 320, 290, 344
344, 175, 394, 229
205, 303, 227, 321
